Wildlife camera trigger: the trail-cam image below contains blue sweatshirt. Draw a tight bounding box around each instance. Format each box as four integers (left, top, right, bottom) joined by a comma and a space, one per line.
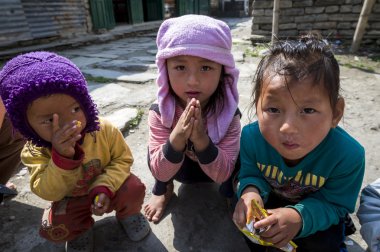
238, 121, 365, 238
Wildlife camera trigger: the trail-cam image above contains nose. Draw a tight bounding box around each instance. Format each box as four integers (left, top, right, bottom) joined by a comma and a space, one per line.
279, 115, 298, 134
186, 70, 200, 87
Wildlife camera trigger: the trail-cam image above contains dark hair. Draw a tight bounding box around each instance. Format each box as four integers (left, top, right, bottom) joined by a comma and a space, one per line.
251, 34, 340, 116
203, 67, 229, 116
170, 67, 229, 117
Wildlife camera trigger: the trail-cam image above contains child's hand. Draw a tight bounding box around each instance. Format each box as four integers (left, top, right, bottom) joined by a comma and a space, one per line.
169, 98, 196, 152
51, 114, 82, 159
254, 207, 302, 249
91, 193, 110, 216
233, 186, 263, 229
189, 99, 209, 152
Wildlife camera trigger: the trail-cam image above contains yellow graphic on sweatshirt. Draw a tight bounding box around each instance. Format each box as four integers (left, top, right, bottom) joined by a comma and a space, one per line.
257, 163, 326, 188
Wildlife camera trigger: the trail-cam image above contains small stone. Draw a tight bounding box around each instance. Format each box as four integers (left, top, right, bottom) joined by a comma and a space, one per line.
16, 167, 28, 176
344, 240, 354, 246
370, 124, 380, 131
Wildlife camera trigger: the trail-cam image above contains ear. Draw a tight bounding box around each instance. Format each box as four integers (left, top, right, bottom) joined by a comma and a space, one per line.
332, 97, 344, 128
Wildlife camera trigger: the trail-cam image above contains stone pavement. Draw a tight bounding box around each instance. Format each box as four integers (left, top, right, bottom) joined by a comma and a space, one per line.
0, 21, 163, 59
0, 17, 369, 252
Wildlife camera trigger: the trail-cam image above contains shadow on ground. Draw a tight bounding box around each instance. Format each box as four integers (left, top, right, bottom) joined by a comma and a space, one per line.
170, 183, 248, 251
0, 200, 52, 251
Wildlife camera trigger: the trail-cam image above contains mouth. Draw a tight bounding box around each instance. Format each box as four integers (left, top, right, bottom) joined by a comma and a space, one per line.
185, 91, 200, 98
282, 142, 299, 150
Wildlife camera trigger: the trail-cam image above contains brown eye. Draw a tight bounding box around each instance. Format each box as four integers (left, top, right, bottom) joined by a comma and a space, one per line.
175, 66, 185, 71
201, 66, 212, 71
267, 108, 280, 113
72, 106, 81, 113
302, 108, 316, 114
42, 118, 53, 124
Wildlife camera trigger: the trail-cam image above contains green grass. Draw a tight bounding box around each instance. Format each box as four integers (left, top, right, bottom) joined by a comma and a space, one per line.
335, 55, 379, 73
341, 62, 375, 73
126, 108, 144, 130
244, 44, 269, 58
84, 74, 114, 83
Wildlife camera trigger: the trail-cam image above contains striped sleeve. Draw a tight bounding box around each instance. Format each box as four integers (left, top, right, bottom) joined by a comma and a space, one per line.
148, 109, 185, 182
197, 114, 241, 183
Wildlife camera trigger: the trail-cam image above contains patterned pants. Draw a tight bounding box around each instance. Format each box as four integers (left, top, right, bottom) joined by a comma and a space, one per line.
39, 173, 145, 242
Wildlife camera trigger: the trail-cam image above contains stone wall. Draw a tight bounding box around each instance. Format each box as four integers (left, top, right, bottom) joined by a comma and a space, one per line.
251, 0, 380, 45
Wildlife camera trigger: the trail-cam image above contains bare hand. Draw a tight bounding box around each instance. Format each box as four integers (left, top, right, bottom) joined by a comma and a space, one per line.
233, 187, 263, 229
51, 114, 82, 159
169, 98, 196, 152
91, 193, 111, 216
189, 99, 209, 152
255, 207, 302, 248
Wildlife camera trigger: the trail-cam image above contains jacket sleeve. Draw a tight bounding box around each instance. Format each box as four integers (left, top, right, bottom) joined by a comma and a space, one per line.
292, 150, 365, 238
89, 120, 133, 194
237, 124, 271, 199
22, 143, 82, 201
356, 179, 380, 251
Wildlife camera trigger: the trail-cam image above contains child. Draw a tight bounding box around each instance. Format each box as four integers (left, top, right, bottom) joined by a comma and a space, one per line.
233, 35, 365, 251
0, 98, 26, 203
143, 14, 241, 223
0, 52, 150, 251
357, 178, 380, 252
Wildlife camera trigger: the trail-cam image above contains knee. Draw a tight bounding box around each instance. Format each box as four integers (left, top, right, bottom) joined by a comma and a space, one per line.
123, 173, 146, 198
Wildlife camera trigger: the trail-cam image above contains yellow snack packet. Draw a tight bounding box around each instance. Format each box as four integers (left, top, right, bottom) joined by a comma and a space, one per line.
238, 200, 297, 252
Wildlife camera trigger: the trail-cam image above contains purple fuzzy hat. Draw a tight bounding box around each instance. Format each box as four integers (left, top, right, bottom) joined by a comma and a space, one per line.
156, 14, 239, 144
0, 51, 99, 147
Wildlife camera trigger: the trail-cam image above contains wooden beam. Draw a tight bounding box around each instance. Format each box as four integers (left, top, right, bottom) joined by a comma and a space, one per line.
350, 0, 376, 53
272, 0, 280, 44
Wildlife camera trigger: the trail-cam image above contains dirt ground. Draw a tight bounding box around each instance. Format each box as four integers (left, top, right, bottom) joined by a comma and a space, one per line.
1, 18, 380, 251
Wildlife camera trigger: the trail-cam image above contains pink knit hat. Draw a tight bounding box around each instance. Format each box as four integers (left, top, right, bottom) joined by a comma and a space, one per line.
156, 14, 239, 143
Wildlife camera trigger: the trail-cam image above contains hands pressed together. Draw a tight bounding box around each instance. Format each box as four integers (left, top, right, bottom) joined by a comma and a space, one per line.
170, 98, 209, 153
233, 187, 303, 249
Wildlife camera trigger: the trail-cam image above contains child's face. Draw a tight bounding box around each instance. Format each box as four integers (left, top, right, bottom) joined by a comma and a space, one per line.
257, 74, 343, 166
26, 94, 87, 143
166, 55, 222, 108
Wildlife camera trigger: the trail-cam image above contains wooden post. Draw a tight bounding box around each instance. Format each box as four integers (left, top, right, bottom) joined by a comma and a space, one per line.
272, 0, 280, 44
350, 0, 376, 53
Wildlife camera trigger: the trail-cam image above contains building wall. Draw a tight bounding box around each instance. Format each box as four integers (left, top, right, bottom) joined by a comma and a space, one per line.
210, 0, 251, 16
0, 0, 90, 48
251, 0, 380, 45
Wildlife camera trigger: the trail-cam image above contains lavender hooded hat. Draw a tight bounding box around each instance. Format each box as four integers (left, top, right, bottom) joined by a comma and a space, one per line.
0, 51, 99, 147
156, 14, 239, 144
